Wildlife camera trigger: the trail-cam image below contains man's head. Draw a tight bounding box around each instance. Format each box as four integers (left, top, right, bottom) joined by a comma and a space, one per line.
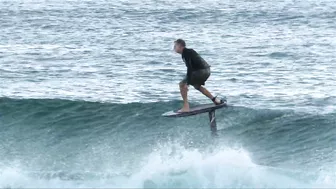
174, 39, 186, 54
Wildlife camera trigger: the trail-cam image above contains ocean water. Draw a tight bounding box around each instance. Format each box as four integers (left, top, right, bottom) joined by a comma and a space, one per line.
0, 0, 335, 188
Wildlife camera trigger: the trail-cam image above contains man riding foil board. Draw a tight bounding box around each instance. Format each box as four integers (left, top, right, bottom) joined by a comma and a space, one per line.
174, 39, 225, 112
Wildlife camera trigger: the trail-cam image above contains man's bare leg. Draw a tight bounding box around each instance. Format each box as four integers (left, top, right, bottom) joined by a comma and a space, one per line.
197, 85, 214, 99
196, 85, 223, 104
179, 82, 190, 112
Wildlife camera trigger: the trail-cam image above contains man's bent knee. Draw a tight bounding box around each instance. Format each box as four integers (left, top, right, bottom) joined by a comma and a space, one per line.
193, 85, 201, 90
179, 82, 187, 88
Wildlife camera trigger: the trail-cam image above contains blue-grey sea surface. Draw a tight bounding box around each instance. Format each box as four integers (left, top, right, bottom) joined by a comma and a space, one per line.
0, 0, 335, 188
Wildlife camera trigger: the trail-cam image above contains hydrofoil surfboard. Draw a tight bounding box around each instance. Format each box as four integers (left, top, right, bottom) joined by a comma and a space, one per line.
162, 102, 227, 118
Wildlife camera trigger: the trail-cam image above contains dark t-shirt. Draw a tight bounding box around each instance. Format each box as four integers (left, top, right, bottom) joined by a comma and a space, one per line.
182, 48, 210, 79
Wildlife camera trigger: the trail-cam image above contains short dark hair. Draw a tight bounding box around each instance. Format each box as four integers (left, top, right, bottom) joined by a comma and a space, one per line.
174, 39, 186, 47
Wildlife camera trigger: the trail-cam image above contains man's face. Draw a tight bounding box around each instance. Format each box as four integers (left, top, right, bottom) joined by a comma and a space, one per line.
174, 43, 183, 53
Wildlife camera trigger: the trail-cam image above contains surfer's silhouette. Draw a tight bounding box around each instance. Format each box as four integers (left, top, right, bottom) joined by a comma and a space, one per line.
174, 39, 224, 112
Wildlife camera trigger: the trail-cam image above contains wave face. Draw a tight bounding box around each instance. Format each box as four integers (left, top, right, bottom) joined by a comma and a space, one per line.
0, 98, 335, 188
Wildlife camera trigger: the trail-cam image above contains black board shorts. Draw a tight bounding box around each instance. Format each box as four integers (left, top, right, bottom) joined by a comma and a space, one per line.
181, 68, 210, 88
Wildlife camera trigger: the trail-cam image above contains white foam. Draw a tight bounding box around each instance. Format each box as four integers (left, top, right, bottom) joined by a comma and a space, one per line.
121, 143, 313, 188
0, 143, 335, 188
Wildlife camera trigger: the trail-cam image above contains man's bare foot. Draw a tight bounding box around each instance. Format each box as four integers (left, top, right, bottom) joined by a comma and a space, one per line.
178, 106, 190, 112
